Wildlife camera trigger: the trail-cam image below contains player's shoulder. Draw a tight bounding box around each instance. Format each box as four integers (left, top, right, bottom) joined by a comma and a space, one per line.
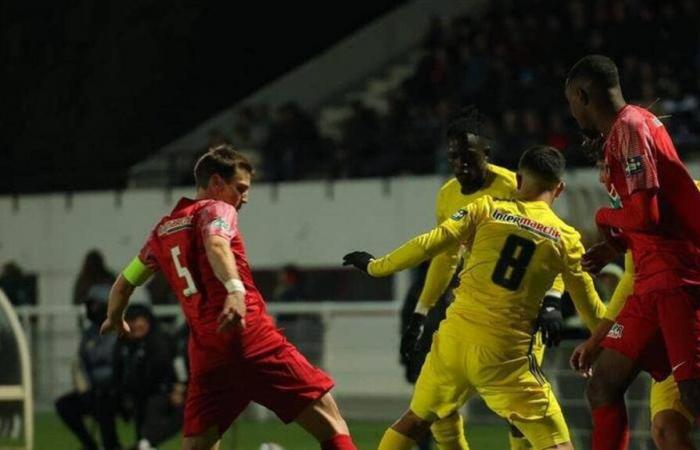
438, 177, 461, 196
616, 105, 660, 131
487, 163, 517, 185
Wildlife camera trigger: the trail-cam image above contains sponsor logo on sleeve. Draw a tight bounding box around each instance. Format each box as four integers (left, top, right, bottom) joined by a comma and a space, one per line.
607, 323, 624, 339
451, 209, 467, 220
624, 155, 644, 177
210, 217, 231, 231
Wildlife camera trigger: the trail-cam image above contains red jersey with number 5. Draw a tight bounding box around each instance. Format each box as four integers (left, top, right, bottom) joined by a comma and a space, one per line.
137, 198, 265, 332
602, 105, 700, 293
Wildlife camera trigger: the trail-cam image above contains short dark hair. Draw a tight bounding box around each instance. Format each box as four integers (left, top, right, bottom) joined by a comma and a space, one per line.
518, 146, 566, 188
194, 144, 253, 189
566, 55, 620, 90
446, 106, 492, 154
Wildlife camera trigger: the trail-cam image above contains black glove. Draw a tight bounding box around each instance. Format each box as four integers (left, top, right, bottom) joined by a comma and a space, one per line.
535, 295, 563, 348
400, 312, 426, 361
342, 251, 374, 273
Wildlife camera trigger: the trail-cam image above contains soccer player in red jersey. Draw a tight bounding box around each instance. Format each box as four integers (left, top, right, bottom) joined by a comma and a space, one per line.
565, 54, 700, 450
101, 145, 356, 450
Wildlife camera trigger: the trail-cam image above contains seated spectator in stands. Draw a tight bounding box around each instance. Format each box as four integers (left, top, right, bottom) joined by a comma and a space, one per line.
114, 304, 182, 450
55, 285, 121, 450
0, 262, 35, 306
73, 250, 115, 305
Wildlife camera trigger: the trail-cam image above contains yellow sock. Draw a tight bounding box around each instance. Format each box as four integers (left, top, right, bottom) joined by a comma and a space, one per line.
430, 414, 469, 450
377, 428, 416, 450
508, 428, 533, 450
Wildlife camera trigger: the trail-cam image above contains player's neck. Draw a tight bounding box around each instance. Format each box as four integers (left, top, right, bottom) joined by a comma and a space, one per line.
597, 92, 627, 136
518, 189, 555, 206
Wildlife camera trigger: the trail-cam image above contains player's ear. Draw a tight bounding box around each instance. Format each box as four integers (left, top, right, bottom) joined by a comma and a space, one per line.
554, 181, 565, 198
578, 87, 589, 106
208, 173, 225, 192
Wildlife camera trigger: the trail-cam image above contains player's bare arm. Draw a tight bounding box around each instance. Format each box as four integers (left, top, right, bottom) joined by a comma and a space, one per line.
203, 233, 247, 332
100, 274, 135, 337
101, 256, 153, 337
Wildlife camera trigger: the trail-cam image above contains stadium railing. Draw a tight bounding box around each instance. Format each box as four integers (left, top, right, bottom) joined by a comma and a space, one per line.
0, 290, 34, 450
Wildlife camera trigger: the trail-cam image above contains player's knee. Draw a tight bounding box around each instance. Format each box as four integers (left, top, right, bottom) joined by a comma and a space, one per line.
391, 410, 432, 442
652, 411, 692, 450
678, 380, 700, 417
586, 371, 622, 408
296, 393, 349, 441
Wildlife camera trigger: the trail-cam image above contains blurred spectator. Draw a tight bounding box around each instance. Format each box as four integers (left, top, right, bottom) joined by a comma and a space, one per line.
273, 264, 306, 302
55, 286, 121, 450
271, 265, 323, 365
73, 250, 115, 305
0, 262, 35, 306
114, 304, 182, 450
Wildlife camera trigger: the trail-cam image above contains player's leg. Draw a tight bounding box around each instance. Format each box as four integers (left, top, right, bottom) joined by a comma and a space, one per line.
246, 321, 355, 450
379, 332, 472, 450
650, 376, 695, 450
430, 412, 469, 450
586, 348, 639, 450
294, 392, 356, 450
588, 292, 664, 450
510, 412, 572, 450
657, 286, 700, 417
378, 409, 433, 449
652, 411, 694, 450
507, 340, 546, 450
474, 344, 571, 450
182, 426, 221, 450
508, 424, 534, 450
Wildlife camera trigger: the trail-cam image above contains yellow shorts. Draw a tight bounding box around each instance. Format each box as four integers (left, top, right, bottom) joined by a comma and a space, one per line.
410, 331, 569, 450
650, 375, 693, 423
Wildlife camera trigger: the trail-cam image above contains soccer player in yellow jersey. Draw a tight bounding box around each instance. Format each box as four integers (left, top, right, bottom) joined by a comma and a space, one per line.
571, 180, 700, 450
401, 111, 565, 450
344, 146, 607, 450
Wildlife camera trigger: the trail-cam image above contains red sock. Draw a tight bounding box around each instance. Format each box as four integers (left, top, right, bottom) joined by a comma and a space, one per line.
592, 403, 629, 450
321, 434, 356, 450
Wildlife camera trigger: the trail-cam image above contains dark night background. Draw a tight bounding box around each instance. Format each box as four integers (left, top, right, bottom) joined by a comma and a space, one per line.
0, 1, 406, 194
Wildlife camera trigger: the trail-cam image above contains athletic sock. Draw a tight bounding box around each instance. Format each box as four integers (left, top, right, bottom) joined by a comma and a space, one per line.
377, 428, 416, 450
321, 433, 357, 450
431, 414, 469, 450
592, 403, 629, 450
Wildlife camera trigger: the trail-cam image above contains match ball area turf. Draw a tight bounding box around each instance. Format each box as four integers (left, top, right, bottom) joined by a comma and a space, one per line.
28, 411, 509, 449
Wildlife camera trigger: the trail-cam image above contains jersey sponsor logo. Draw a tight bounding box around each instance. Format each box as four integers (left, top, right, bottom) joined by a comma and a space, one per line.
491, 210, 561, 241
451, 209, 467, 220
607, 323, 624, 339
624, 155, 644, 177
158, 216, 193, 236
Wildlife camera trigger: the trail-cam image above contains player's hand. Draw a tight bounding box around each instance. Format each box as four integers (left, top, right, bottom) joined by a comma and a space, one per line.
217, 292, 246, 333
400, 312, 426, 361
581, 241, 620, 274
100, 316, 130, 338
535, 295, 563, 347
569, 338, 602, 378
342, 251, 374, 273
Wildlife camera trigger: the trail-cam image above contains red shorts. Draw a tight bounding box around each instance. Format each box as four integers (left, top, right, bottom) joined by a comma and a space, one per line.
183, 313, 334, 437
601, 285, 700, 381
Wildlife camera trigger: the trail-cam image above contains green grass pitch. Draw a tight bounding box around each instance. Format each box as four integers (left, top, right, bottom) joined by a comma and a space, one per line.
23, 411, 509, 449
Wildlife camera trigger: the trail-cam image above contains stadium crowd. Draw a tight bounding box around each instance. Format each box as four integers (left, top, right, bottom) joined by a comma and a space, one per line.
213, 0, 700, 182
